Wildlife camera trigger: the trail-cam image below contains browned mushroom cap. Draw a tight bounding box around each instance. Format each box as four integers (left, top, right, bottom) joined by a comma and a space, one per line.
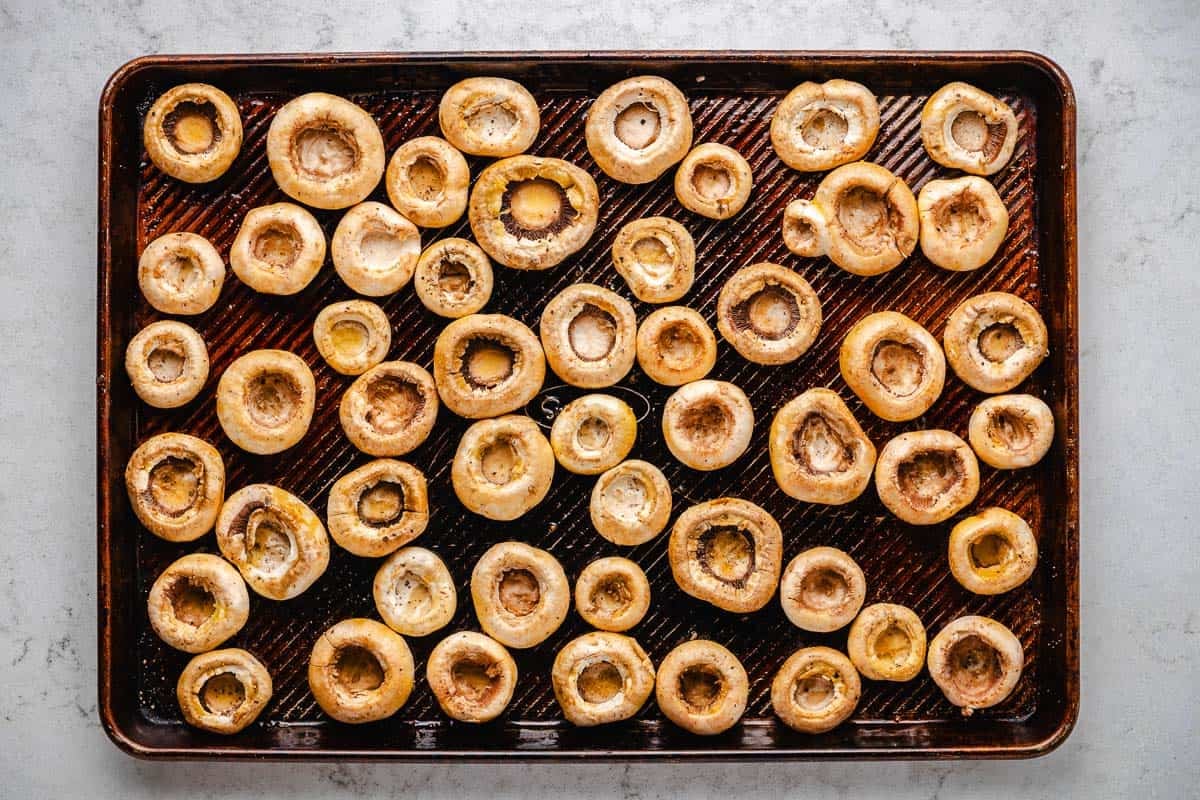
451, 416, 555, 521
216, 349, 315, 455
374, 546, 456, 637
439, 77, 540, 157
921, 82, 1018, 176
839, 311, 946, 422
779, 547, 866, 633
662, 380, 754, 471
176, 648, 272, 734
968, 394, 1055, 469
312, 300, 391, 376
589, 459, 673, 546
550, 394, 637, 475
769, 388, 876, 505
770, 646, 861, 734
138, 232, 226, 315
918, 176, 1009, 272
611, 217, 696, 303
426, 631, 517, 723
471, 541, 570, 649
927, 615, 1024, 712
385, 136, 470, 228
330, 201, 421, 296
669, 497, 782, 614
125, 432, 225, 542
147, 553, 249, 653
812, 162, 919, 276
944, 292, 1048, 393
413, 238, 494, 318
339, 361, 439, 457
230, 203, 326, 295
716, 262, 822, 365
267, 92, 386, 210
770, 80, 880, 172
125, 320, 209, 409
846, 603, 927, 682
781, 199, 831, 258
551, 631, 655, 726
143, 83, 243, 183
215, 483, 330, 600
655, 639, 748, 736
874, 430, 980, 525
468, 155, 599, 270
636, 307, 717, 386
433, 313, 546, 419
327, 459, 430, 558
308, 618, 414, 723
948, 507, 1038, 595
586, 75, 694, 184
540, 284, 637, 388
574, 556, 651, 632
674, 143, 753, 220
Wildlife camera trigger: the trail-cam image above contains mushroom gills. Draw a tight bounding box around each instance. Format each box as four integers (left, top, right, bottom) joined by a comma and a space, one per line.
896, 451, 963, 508
731, 286, 800, 340
793, 413, 852, 474
697, 525, 755, 585
364, 376, 424, 433
502, 178, 577, 237
163, 100, 221, 155
951, 111, 1009, 160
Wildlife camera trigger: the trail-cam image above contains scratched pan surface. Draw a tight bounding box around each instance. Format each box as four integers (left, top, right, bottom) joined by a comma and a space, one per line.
97, 52, 1078, 760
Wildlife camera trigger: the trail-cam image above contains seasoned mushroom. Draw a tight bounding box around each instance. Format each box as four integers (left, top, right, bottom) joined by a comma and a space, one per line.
611, 217, 696, 303
451, 415, 554, 521
716, 262, 822, 365
176, 648, 272, 734
769, 388, 876, 505
549, 394, 637, 475
586, 75, 694, 184
138, 232, 225, 315
782, 198, 830, 258
944, 292, 1048, 393
439, 77, 540, 157
779, 547, 866, 633
812, 162, 919, 276
327, 459, 429, 558
874, 430, 980, 525
143, 83, 242, 183
770, 646, 861, 734
385, 136, 470, 228
468, 155, 599, 270
413, 238, 493, 318
921, 82, 1018, 176
839, 311, 946, 422
674, 143, 753, 220
636, 306, 717, 386
918, 176, 1009, 272
230, 203, 326, 295
927, 615, 1024, 712
669, 497, 782, 613
540, 284, 637, 388
574, 557, 651, 632
662, 380, 754, 471
339, 361, 438, 457
656, 639, 748, 736
125, 320, 209, 408
590, 459, 673, 546
433, 313, 546, 419
551, 632, 655, 727
125, 432, 225, 542
215, 484, 330, 600
948, 508, 1038, 595
374, 546, 456, 636
968, 394, 1054, 469
147, 553, 249, 653
267, 92, 385, 209
426, 631, 517, 723
312, 300, 391, 376
471, 541, 569, 649
330, 201, 421, 296
846, 603, 927, 682
770, 79, 880, 172
216, 349, 315, 455
308, 618, 414, 723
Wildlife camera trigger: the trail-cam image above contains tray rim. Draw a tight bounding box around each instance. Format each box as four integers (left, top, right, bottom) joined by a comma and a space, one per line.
97, 49, 1079, 762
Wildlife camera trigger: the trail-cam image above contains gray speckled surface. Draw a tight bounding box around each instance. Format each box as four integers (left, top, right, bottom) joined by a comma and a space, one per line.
1, 0, 1197, 796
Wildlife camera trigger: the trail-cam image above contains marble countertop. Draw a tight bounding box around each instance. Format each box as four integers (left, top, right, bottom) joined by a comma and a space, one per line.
1, 0, 1196, 797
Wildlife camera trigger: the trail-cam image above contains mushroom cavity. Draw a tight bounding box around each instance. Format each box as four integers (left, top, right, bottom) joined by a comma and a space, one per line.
944, 292, 1049, 393
968, 393, 1055, 469
948, 507, 1038, 595
847, 603, 927, 682
216, 350, 315, 455
144, 83, 243, 183
138, 232, 226, 315
125, 432, 225, 542
330, 201, 421, 296
373, 546, 456, 637
589, 459, 673, 546
176, 648, 272, 734
549, 394, 638, 475
918, 176, 1009, 271
147, 553, 249, 653
439, 77, 540, 157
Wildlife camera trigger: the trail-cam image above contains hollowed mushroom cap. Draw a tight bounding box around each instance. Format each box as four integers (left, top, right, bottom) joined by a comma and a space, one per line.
471, 541, 570, 649
312, 300, 391, 376
230, 202, 326, 295
551, 631, 655, 726
125, 320, 209, 408
426, 631, 517, 723
339, 361, 439, 457
374, 546, 456, 637
782, 199, 831, 258
451, 415, 555, 521
125, 432, 225, 542
948, 507, 1038, 595
779, 546, 867, 633
147, 553, 249, 653
611, 216, 696, 303
968, 393, 1055, 469
585, 75, 694, 184
655, 639, 748, 736
176, 648, 272, 734
769, 388, 876, 505
874, 429, 980, 525
662, 380, 754, 471
668, 497, 783, 614
328, 459, 430, 558
921, 82, 1018, 176
574, 556, 651, 632
540, 283, 637, 389
331, 201, 421, 296
143, 83, 243, 183
812, 162, 919, 276
308, 618, 414, 723
770, 79, 880, 172
589, 459, 673, 546
636, 306, 717, 386
674, 143, 753, 220
918, 176, 1009, 272
216, 349, 315, 455
439, 77, 540, 157
944, 292, 1048, 393
468, 155, 599, 270
839, 311, 946, 422
433, 313, 546, 419
846, 603, 927, 682
137, 232, 225, 315
385, 135, 470, 228
716, 262, 823, 365
550, 394, 637, 475
414, 238, 494, 318
770, 646, 861, 734
267, 92, 386, 210
215, 483, 330, 601
927, 615, 1024, 712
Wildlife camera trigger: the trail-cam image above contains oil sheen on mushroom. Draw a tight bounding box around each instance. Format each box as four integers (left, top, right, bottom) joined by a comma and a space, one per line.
328, 459, 430, 558
143, 83, 243, 183
948, 507, 1038, 595
312, 300, 391, 376
433, 313, 546, 419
